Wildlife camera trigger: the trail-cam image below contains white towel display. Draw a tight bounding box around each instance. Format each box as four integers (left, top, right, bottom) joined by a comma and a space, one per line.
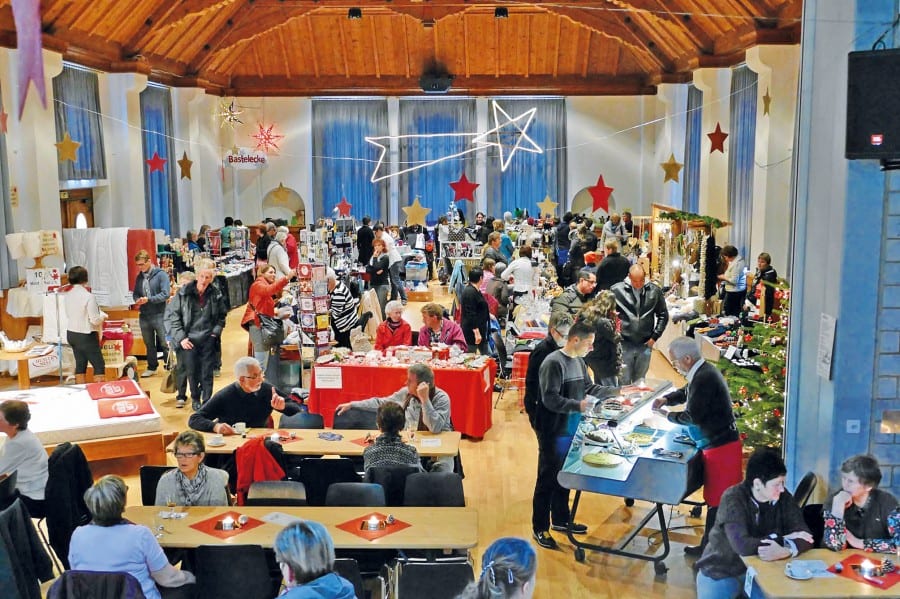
4, 232, 24, 259
63, 228, 132, 307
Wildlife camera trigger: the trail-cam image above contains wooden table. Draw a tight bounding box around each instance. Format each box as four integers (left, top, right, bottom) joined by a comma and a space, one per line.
124, 505, 478, 550
172, 429, 462, 458
743, 549, 900, 598
0, 346, 35, 389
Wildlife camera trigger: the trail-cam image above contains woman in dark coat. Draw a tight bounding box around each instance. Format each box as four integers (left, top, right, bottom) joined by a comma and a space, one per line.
460, 267, 490, 355
577, 290, 620, 386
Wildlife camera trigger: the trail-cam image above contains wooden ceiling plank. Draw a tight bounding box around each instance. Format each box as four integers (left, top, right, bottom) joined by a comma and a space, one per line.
187, 6, 289, 74
494, 16, 499, 78
463, 13, 470, 79
252, 43, 264, 82
402, 18, 411, 79
338, 19, 350, 78
368, 15, 381, 78
122, 1, 186, 54
305, 16, 320, 78
277, 27, 291, 79
553, 14, 561, 78
581, 27, 590, 78
525, 14, 531, 78
155, 0, 239, 31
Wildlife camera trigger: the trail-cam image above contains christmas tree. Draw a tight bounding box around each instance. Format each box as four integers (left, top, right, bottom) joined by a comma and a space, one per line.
716, 281, 790, 449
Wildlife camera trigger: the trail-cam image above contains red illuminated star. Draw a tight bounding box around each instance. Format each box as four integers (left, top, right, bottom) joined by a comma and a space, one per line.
146, 152, 167, 173
336, 198, 352, 217
252, 122, 284, 154
708, 122, 728, 154
587, 175, 614, 214
449, 173, 479, 202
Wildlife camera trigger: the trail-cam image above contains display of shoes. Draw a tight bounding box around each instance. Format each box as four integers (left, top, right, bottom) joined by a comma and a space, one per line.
140, 369, 156, 378
551, 522, 588, 535
532, 530, 559, 550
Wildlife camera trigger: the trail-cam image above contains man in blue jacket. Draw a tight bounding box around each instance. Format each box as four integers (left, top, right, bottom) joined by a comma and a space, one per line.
132, 250, 171, 378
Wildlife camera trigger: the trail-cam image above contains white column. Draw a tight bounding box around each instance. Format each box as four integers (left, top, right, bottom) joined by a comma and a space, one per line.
653, 84, 688, 211
693, 67, 732, 237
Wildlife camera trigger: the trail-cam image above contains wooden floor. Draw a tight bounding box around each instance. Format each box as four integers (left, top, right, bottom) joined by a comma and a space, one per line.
15, 282, 701, 598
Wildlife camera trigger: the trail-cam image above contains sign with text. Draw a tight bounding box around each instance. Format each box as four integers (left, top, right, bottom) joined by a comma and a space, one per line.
25, 268, 61, 293
224, 148, 268, 170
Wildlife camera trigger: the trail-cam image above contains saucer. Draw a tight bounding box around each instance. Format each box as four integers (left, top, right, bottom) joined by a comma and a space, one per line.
206, 439, 226, 447
784, 564, 812, 580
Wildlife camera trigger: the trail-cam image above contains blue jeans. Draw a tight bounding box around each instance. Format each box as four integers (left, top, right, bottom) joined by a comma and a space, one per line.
620, 340, 652, 385
389, 262, 407, 302
695, 571, 742, 599
139, 311, 168, 371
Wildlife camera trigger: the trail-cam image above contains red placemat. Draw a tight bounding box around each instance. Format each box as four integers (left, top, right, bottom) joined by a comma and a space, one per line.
86, 379, 144, 400
335, 511, 411, 541
351, 435, 375, 448
248, 432, 304, 445
97, 397, 155, 419
827, 554, 900, 590
189, 510, 266, 540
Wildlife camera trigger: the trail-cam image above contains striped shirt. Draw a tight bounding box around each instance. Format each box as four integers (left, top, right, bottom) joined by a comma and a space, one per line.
329, 281, 360, 333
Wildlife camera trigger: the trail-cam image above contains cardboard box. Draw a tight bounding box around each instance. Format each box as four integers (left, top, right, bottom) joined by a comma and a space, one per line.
101, 338, 125, 364
407, 290, 433, 302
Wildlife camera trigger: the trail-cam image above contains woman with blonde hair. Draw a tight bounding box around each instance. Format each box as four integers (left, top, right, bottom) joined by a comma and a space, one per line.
577, 290, 621, 385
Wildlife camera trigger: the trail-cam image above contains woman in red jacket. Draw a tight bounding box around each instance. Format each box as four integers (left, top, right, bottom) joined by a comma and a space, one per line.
241, 264, 290, 374
374, 300, 412, 351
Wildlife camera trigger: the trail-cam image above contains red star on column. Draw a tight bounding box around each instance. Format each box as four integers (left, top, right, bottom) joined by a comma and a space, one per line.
449, 173, 479, 202
0, 110, 8, 134
707, 122, 728, 154
336, 197, 352, 217
146, 151, 167, 173
587, 175, 614, 214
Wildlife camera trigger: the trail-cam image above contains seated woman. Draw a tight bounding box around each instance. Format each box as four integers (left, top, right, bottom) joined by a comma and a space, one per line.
695, 447, 813, 599
274, 520, 356, 598
155, 431, 229, 507
417, 302, 467, 352
823, 454, 900, 552
0, 400, 48, 516
363, 403, 423, 472
69, 475, 195, 599
374, 300, 412, 351
458, 537, 537, 599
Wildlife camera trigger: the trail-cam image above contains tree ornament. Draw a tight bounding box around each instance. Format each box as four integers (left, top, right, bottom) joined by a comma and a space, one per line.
744, 334, 753, 343
773, 408, 781, 418
753, 393, 761, 401
739, 385, 748, 396
781, 367, 786, 376
762, 366, 769, 374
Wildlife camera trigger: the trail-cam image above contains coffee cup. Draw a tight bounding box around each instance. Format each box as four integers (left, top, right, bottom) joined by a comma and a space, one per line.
234, 422, 247, 434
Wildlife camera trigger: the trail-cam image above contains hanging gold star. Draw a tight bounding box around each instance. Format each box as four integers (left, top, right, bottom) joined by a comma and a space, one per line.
216, 98, 244, 128
401, 198, 431, 227
763, 87, 772, 116
178, 152, 193, 180
660, 153, 684, 183
537, 195, 558, 218
230, 145, 240, 156
272, 182, 291, 203
55, 132, 81, 162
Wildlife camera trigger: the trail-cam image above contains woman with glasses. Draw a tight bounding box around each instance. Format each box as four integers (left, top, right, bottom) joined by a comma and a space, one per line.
274, 521, 356, 598
154, 431, 229, 507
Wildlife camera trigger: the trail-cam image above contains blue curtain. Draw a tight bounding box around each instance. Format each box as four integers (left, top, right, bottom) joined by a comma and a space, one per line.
52, 65, 106, 180
485, 98, 566, 219
139, 85, 178, 235
728, 66, 758, 257
683, 85, 703, 213
0, 82, 16, 288
398, 99, 476, 225
312, 99, 389, 222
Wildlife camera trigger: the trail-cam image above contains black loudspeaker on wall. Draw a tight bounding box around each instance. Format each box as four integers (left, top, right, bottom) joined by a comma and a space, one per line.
846, 48, 900, 161
419, 74, 453, 94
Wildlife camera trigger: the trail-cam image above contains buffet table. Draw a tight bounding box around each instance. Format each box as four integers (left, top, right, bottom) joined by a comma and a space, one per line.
307, 361, 496, 438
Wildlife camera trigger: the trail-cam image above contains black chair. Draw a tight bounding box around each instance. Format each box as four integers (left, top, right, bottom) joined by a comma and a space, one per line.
296, 458, 362, 506
802, 503, 825, 548
326, 482, 386, 507
404, 472, 465, 507
245, 480, 307, 506
333, 558, 366, 599
793, 471, 817, 507
0, 470, 18, 509
47, 570, 147, 599
396, 562, 474, 599
45, 442, 93, 570
195, 544, 279, 599
491, 332, 514, 406
333, 408, 378, 430
280, 412, 325, 429
365, 466, 420, 506
139, 465, 175, 507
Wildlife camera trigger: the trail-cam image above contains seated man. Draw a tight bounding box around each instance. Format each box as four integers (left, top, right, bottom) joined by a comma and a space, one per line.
336, 363, 454, 472
188, 356, 301, 435
417, 302, 467, 352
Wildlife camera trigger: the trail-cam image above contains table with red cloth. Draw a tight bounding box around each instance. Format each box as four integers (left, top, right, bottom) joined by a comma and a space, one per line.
307, 360, 496, 438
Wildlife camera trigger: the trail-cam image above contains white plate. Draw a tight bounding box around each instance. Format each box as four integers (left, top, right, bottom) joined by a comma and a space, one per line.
784, 565, 812, 580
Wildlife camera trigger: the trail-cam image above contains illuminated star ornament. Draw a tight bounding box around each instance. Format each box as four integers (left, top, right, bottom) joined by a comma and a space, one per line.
146, 152, 167, 173
473, 101, 543, 171
708, 123, 728, 154
272, 183, 291, 203
177, 152, 193, 179
660, 153, 684, 183
537, 195, 558, 218
763, 88, 772, 116
55, 132, 81, 162
216, 98, 244, 128
336, 197, 353, 217
252, 122, 284, 154
449, 173, 479, 202
587, 175, 614, 214
402, 198, 431, 227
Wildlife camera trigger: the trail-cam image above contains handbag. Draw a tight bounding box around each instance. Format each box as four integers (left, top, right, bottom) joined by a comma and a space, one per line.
160, 350, 177, 394
251, 303, 286, 349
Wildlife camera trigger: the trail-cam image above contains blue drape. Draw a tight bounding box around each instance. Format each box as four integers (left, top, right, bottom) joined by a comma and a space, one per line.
683, 85, 703, 213
398, 99, 476, 225
139, 85, 178, 235
0, 82, 17, 288
312, 99, 389, 222
485, 98, 566, 219
52, 65, 106, 180
728, 66, 758, 257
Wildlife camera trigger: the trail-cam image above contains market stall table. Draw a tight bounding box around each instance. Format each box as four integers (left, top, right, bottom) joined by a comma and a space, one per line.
307, 361, 496, 438
0, 345, 35, 389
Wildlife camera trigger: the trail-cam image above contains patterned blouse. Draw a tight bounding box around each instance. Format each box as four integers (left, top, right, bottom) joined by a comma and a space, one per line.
823, 488, 900, 552
362, 434, 422, 472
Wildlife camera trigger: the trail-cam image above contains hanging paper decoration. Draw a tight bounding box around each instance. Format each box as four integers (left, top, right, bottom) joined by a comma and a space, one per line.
146, 152, 167, 173
336, 197, 352, 216
660, 153, 684, 183
177, 152, 193, 179
449, 173, 479, 202
0, 111, 8, 134
537, 195, 558, 218
587, 175, 614, 214
272, 183, 291, 203
762, 88, 772, 116
252, 122, 284, 154
11, 0, 45, 119
707, 123, 728, 154
401, 198, 431, 227
55, 132, 81, 163
216, 98, 244, 128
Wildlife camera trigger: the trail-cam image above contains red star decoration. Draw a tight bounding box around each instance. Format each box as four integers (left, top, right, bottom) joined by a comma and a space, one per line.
252, 122, 284, 154
336, 198, 352, 217
449, 173, 479, 202
707, 122, 728, 154
0, 110, 7, 134
587, 175, 614, 214
146, 152, 167, 173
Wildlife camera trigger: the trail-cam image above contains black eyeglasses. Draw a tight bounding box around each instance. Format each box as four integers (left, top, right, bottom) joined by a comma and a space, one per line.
174, 452, 200, 458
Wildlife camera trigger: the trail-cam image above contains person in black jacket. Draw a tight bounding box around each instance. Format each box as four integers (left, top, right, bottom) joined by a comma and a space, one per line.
523, 312, 572, 430
595, 239, 631, 291
752, 252, 778, 318
460, 268, 490, 354
653, 336, 742, 556
610, 265, 669, 384
356, 217, 375, 269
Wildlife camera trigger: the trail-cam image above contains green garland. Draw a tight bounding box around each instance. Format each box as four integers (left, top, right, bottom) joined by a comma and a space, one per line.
657, 211, 724, 229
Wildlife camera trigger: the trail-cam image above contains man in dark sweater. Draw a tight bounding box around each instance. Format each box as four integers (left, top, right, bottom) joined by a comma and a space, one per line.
523, 312, 573, 431
189, 356, 301, 435
532, 320, 617, 550
595, 238, 631, 290
356, 217, 375, 269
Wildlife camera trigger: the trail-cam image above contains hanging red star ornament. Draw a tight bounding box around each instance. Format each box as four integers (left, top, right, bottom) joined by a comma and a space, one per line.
252, 122, 284, 154
146, 151, 167, 173
587, 175, 614, 214
707, 122, 728, 154
449, 173, 479, 202
0, 110, 7, 134
336, 198, 352, 217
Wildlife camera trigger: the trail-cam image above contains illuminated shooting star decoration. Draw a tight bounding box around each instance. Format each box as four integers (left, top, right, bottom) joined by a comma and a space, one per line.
366, 100, 542, 183
216, 98, 244, 128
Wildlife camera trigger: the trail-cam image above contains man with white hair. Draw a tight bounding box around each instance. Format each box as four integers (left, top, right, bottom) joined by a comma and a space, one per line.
326, 269, 361, 349
277, 225, 300, 270
189, 356, 301, 434
267, 230, 293, 280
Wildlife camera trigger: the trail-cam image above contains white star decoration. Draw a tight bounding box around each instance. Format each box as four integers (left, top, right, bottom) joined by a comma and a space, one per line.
216, 98, 243, 128
473, 102, 543, 171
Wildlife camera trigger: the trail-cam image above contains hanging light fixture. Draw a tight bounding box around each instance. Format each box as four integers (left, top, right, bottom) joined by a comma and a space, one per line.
348, 7, 362, 19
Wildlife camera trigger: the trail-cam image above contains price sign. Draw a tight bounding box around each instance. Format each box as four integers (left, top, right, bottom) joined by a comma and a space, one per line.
26, 268, 61, 293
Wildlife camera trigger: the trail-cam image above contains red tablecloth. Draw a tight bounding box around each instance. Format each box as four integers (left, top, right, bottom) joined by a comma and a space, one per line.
308, 361, 496, 438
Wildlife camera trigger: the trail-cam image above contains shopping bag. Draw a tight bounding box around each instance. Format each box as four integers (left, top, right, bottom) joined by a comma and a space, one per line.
160, 351, 177, 394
